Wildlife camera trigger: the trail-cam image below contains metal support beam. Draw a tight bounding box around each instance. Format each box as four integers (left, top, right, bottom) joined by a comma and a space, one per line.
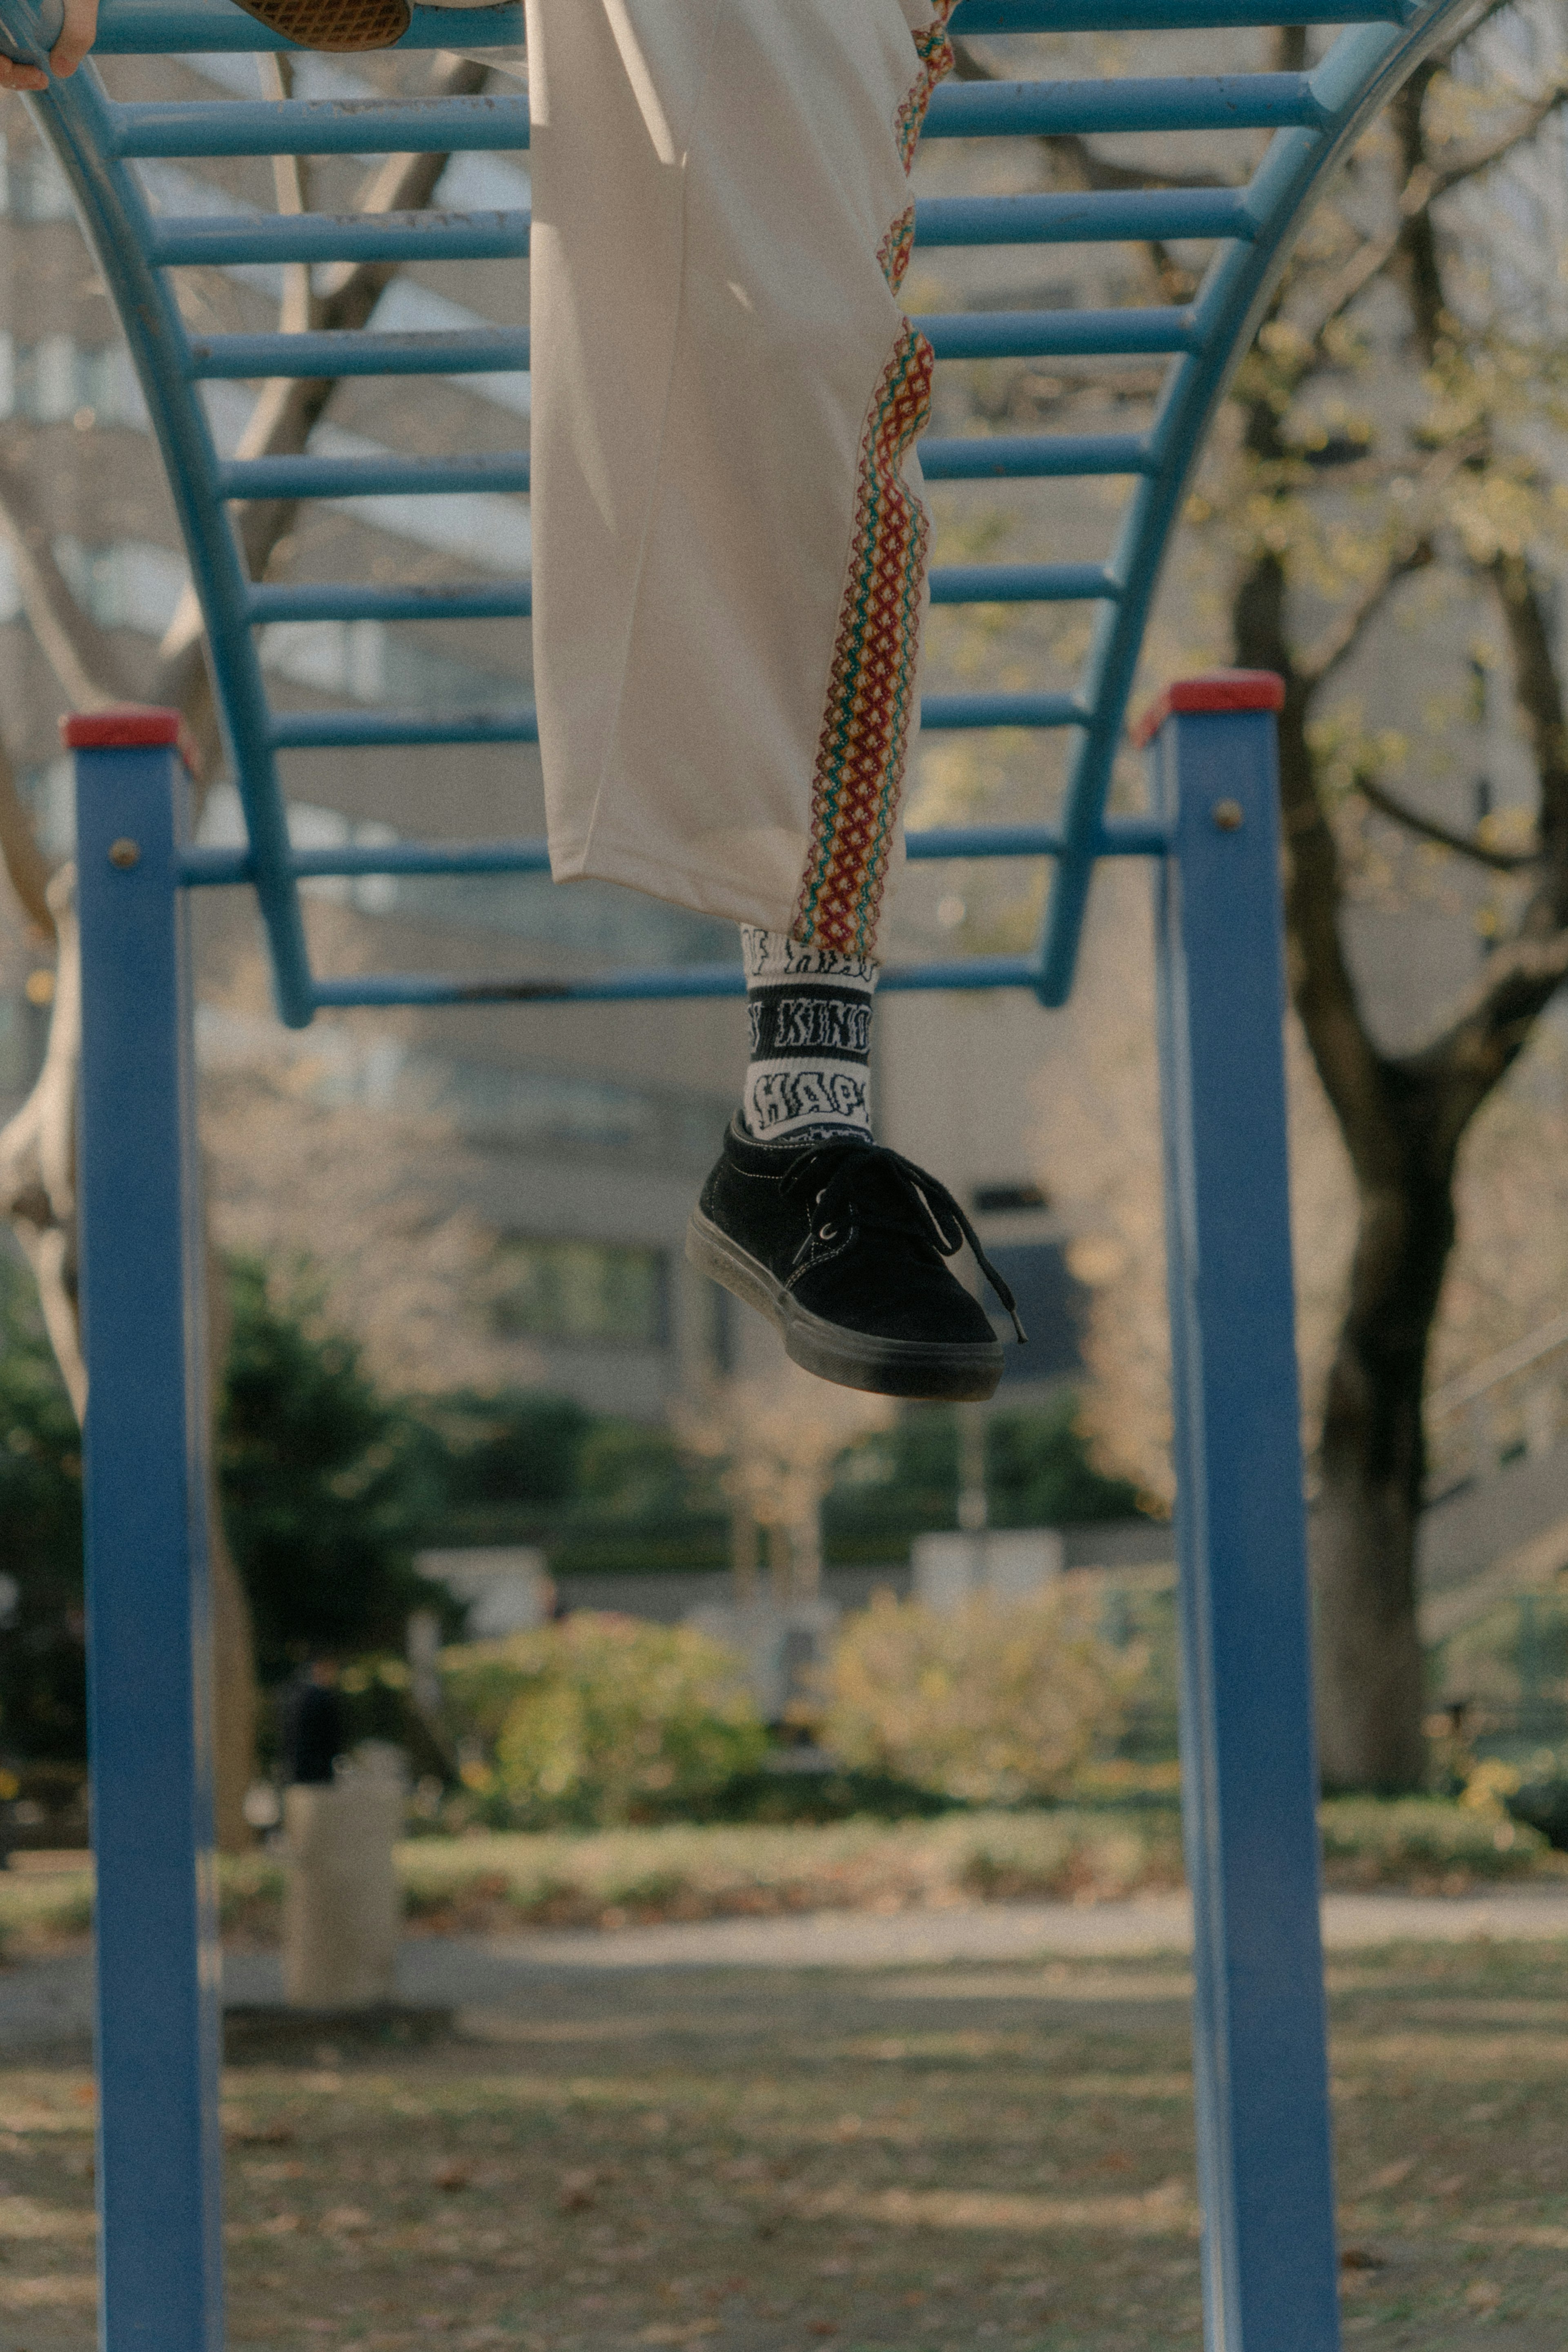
72, 708, 225, 2352
1144, 676, 1341, 2352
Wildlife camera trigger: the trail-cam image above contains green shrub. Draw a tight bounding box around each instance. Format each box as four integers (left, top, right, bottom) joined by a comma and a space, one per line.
219, 1258, 446, 1679
441, 1615, 767, 1828
821, 1589, 1135, 1806
0, 1258, 87, 1762
1319, 1793, 1552, 1880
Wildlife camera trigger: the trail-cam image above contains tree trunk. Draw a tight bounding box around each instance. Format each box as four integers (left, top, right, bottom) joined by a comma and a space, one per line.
1235, 550, 1453, 1789
1312, 1153, 1456, 1789
205, 1232, 257, 1852
1314, 1403, 1427, 1790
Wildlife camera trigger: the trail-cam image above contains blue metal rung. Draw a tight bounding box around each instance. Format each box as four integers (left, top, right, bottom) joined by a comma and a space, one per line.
924, 693, 1086, 730
923, 76, 1332, 137
922, 309, 1196, 360
109, 94, 530, 156
257, 573, 1090, 622
248, 581, 531, 624
217, 452, 530, 501
149, 209, 530, 268
930, 564, 1116, 604
178, 814, 1171, 891
263, 694, 1084, 751
186, 328, 528, 379
269, 707, 539, 750
310, 954, 1045, 1010
915, 189, 1256, 248
183, 836, 555, 886
920, 433, 1153, 479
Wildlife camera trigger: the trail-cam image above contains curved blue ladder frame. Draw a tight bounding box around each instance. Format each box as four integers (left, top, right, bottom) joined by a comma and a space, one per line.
0, 5, 1472, 2349
10, 0, 1467, 1020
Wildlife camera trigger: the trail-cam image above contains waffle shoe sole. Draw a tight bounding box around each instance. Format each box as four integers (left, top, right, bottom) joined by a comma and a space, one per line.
228, 0, 410, 51
686, 1205, 1004, 1402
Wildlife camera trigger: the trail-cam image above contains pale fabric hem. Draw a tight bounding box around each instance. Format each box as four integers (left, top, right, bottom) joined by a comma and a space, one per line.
528, 0, 927, 962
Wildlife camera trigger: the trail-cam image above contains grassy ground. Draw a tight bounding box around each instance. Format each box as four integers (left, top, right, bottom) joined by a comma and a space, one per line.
0, 1938, 1567, 2347
0, 1797, 1555, 1953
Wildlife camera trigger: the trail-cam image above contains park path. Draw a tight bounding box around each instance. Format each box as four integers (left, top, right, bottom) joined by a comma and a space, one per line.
1, 1888, 1567, 2052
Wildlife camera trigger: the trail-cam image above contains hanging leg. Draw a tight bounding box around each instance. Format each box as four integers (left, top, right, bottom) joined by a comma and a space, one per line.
524, 0, 947, 945
70, 710, 225, 2352
1145, 677, 1341, 2352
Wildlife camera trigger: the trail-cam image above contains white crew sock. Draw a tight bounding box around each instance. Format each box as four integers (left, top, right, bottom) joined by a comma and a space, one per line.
739, 926, 876, 1146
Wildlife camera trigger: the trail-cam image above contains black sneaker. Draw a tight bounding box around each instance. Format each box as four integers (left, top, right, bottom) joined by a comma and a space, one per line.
686, 1118, 1025, 1402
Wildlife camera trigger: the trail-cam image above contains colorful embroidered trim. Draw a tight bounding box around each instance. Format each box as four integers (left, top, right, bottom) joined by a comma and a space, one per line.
792, 6, 954, 957
895, 1, 957, 173
877, 202, 917, 296
793, 324, 936, 958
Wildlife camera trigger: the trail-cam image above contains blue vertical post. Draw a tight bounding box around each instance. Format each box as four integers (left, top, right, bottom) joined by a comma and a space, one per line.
1141, 674, 1341, 2352
70, 707, 225, 2352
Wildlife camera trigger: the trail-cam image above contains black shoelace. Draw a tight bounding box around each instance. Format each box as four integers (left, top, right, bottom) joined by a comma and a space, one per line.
781, 1139, 1027, 1343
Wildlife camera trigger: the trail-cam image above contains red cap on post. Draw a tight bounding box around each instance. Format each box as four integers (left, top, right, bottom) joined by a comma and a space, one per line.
60, 706, 198, 773
1131, 669, 1285, 749
62, 707, 180, 749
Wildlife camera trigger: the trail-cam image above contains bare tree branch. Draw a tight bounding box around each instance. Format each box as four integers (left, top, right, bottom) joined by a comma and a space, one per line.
258, 52, 312, 335
1304, 84, 1568, 342
0, 731, 56, 932
1406, 923, 1568, 1147
1355, 768, 1534, 869
1296, 534, 1435, 690
1040, 129, 1238, 196
1425, 80, 1568, 205
0, 442, 133, 713
1231, 551, 1396, 1188
1489, 551, 1568, 932
0, 864, 83, 1413
1289, 426, 1486, 691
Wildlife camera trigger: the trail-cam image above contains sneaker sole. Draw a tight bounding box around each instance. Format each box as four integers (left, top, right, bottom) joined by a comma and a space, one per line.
228, 0, 410, 51
686, 1209, 1004, 1403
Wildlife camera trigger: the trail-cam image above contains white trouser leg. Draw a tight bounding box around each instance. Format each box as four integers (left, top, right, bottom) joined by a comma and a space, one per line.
524, 0, 953, 959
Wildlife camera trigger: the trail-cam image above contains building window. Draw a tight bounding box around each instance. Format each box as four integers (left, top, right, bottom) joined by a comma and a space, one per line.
491, 1238, 668, 1348
982, 1241, 1087, 1386
973, 1180, 1051, 1214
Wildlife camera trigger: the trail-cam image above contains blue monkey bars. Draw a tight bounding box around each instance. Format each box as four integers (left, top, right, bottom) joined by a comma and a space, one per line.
0, 1, 1474, 2346
7, 0, 1468, 1023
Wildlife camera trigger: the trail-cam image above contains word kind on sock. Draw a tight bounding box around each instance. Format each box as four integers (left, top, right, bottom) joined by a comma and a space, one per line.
739, 925, 877, 1145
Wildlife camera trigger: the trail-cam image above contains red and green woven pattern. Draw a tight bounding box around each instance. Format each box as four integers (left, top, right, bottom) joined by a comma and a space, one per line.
794, 323, 935, 958
896, 3, 958, 170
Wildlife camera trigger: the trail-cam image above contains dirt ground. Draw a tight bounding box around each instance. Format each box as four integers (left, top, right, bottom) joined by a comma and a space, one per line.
0, 1939, 1565, 2349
